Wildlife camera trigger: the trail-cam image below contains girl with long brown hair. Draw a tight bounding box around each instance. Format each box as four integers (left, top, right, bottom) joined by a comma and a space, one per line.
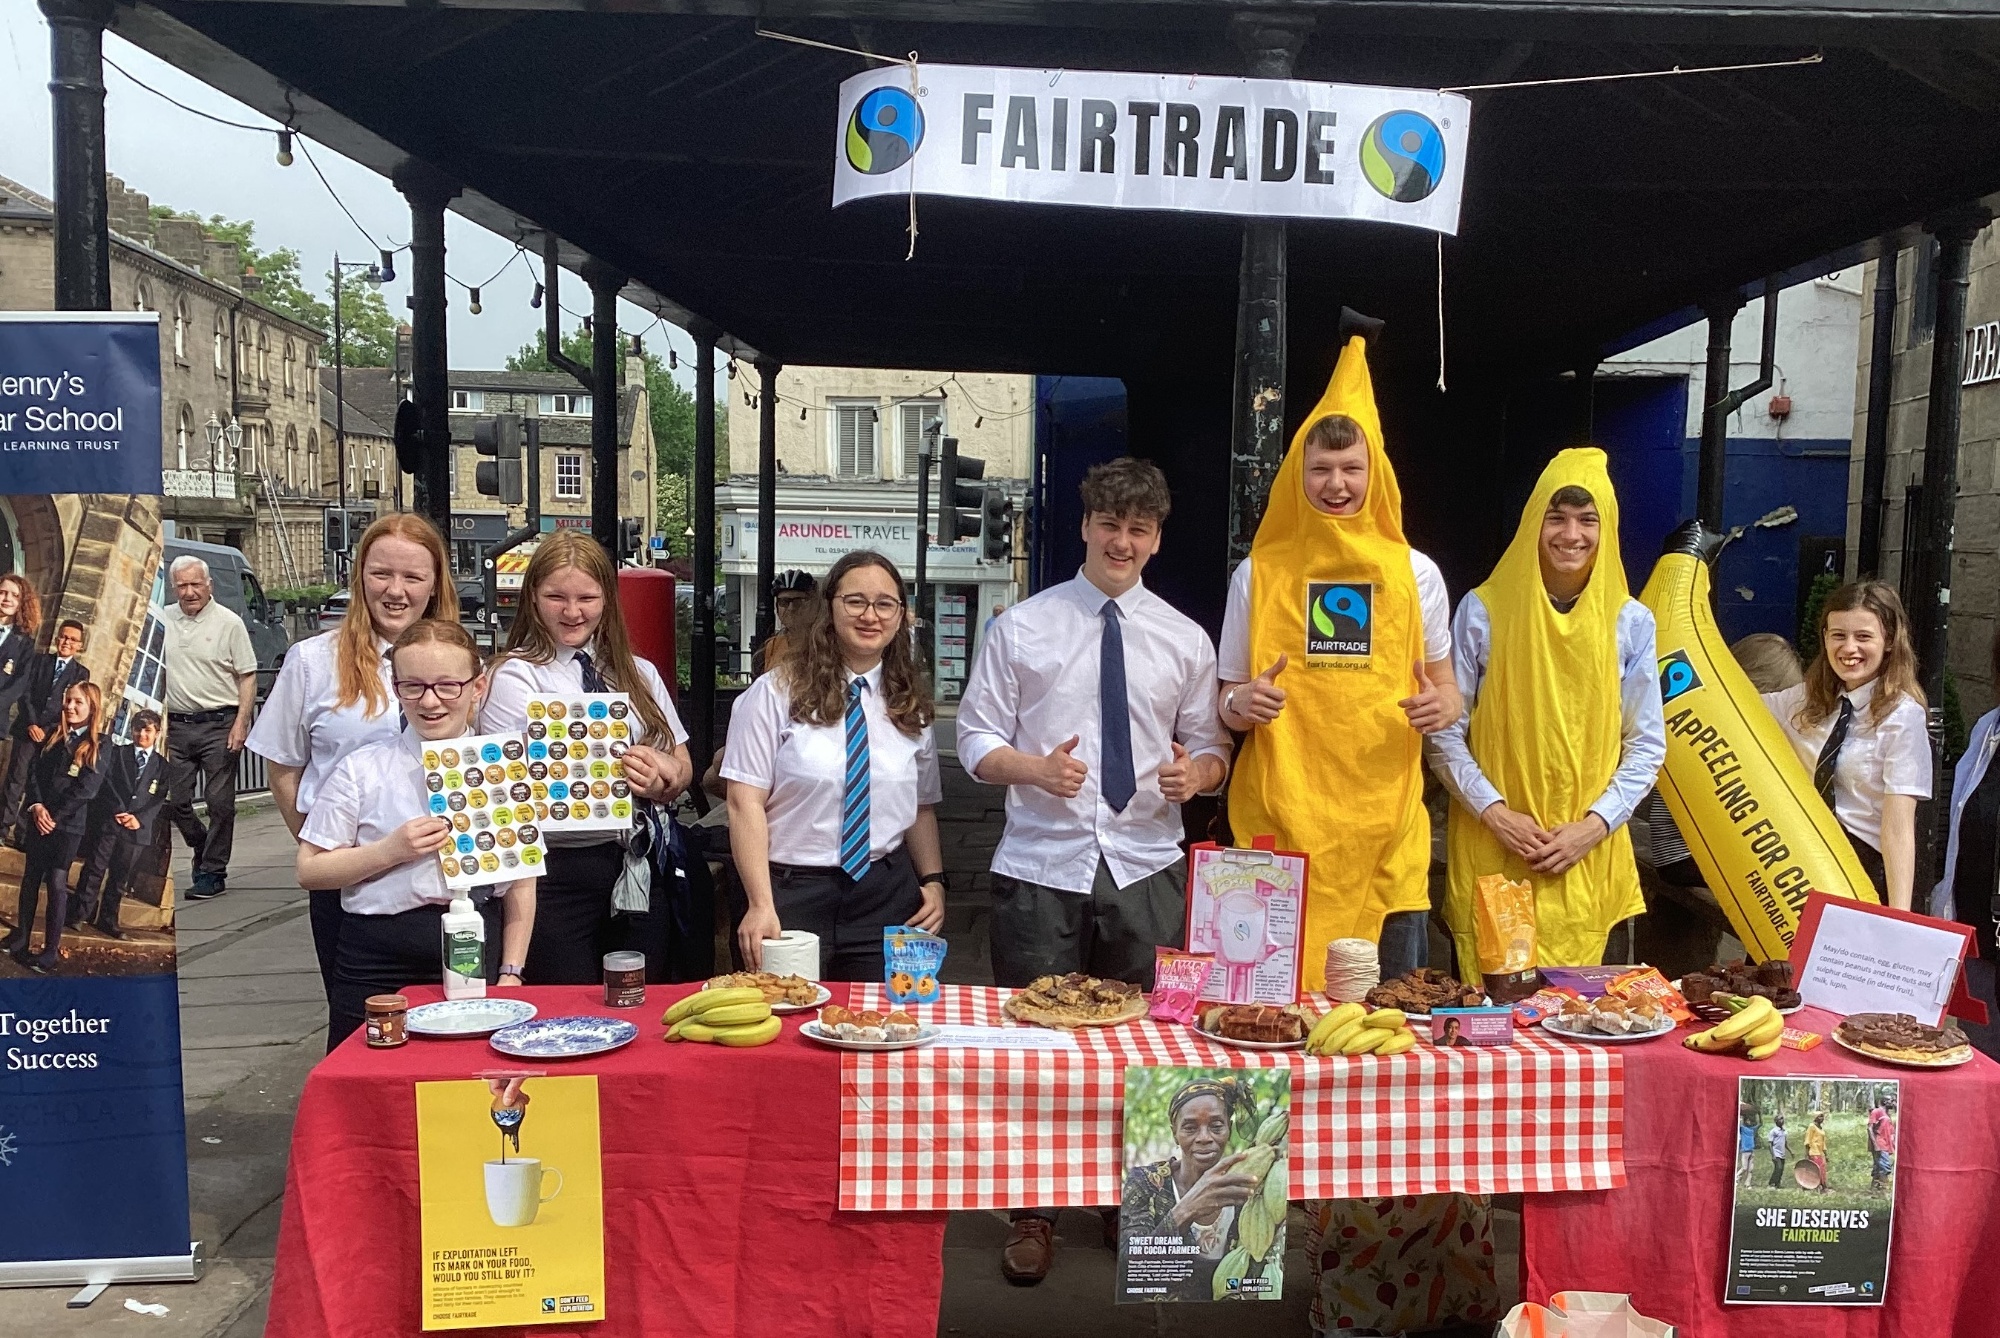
480, 530, 691, 983
4, 681, 104, 972
724, 550, 946, 980
249, 514, 457, 1027
1762, 580, 1930, 907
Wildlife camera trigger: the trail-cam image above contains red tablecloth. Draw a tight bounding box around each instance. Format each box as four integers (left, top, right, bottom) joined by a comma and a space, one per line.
1522, 1007, 2000, 1335
265, 984, 944, 1338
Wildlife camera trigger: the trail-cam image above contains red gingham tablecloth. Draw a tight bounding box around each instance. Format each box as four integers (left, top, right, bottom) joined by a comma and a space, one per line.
838, 986, 1626, 1212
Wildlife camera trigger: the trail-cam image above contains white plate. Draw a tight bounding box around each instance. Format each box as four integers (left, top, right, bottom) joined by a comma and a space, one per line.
1829, 1031, 1976, 1070
489, 1015, 639, 1059
703, 979, 832, 1015
1192, 1023, 1306, 1051
1540, 1017, 1679, 1045
407, 997, 538, 1038
798, 1021, 939, 1052
1672, 978, 1803, 1017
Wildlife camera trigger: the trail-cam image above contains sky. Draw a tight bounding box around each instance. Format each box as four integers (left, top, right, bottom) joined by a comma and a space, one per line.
0, 0, 713, 391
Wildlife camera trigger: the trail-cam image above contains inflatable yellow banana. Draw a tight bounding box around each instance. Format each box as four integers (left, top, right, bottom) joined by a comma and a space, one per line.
1637, 522, 1879, 961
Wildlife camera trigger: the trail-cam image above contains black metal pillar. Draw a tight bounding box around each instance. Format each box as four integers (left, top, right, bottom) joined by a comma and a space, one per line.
1225, 13, 1311, 564
1573, 361, 1599, 445
1697, 292, 1745, 529
583, 261, 623, 556
753, 357, 780, 651
1910, 209, 1990, 702
1857, 244, 1900, 578
41, 0, 112, 310
396, 163, 458, 532
689, 323, 719, 781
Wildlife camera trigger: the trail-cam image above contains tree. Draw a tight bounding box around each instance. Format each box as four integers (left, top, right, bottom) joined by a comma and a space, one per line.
150, 207, 326, 331
506, 325, 596, 376
327, 268, 398, 368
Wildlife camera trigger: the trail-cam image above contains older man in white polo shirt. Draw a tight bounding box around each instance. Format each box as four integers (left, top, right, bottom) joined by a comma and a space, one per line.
161, 555, 259, 901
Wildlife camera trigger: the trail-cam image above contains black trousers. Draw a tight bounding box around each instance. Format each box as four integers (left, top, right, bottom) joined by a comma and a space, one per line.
164, 715, 237, 879
524, 842, 629, 986
762, 847, 924, 983
989, 857, 1186, 992
0, 734, 38, 843
308, 888, 346, 1002
7, 827, 83, 966
1846, 829, 1889, 899
72, 827, 147, 929
327, 898, 504, 1051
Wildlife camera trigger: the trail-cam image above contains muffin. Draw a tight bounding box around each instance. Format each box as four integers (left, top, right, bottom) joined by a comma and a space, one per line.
884, 1010, 920, 1041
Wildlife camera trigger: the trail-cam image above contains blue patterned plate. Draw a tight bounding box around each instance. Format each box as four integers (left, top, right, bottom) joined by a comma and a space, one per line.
489, 1015, 639, 1059
407, 997, 538, 1038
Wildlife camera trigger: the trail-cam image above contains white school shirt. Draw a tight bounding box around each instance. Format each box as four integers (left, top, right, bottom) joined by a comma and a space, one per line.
1762, 679, 1931, 851
720, 663, 942, 867
1216, 550, 1453, 683
480, 643, 689, 847
246, 631, 403, 816
300, 730, 524, 916
1426, 590, 1666, 832
956, 571, 1231, 895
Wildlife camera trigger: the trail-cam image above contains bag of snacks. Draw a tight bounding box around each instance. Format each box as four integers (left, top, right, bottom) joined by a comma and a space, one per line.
1510, 986, 1581, 1028
1150, 948, 1216, 1024
883, 927, 947, 1005
1606, 966, 1694, 1023
1474, 873, 1539, 1002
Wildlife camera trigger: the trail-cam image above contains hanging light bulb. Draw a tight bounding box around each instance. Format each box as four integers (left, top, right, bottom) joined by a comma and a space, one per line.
799, 406, 807, 422
583, 315, 593, 335
275, 130, 294, 167
377, 249, 396, 284
530, 282, 544, 310
976, 416, 984, 428
468, 286, 482, 315
669, 348, 678, 370
726, 361, 737, 380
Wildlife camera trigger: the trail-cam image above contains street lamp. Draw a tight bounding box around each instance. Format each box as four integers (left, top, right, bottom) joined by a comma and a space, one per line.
331, 253, 386, 512
204, 410, 242, 499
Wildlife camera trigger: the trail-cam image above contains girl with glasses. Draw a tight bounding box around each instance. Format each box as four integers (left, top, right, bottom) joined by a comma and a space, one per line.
723, 550, 947, 981
296, 620, 536, 1046
480, 531, 692, 984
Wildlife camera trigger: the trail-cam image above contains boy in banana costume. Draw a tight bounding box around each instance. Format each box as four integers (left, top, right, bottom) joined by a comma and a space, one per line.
1219, 334, 1462, 988
1430, 449, 1666, 969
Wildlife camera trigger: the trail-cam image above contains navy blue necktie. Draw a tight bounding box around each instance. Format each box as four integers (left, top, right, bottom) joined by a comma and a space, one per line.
1815, 696, 1855, 809
575, 649, 609, 693
839, 680, 872, 879
1100, 600, 1136, 813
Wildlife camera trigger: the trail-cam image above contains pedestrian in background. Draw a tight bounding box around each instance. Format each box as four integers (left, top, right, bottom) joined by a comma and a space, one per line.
1767, 1114, 1789, 1188
71, 709, 167, 939
4, 681, 104, 972
159, 555, 259, 901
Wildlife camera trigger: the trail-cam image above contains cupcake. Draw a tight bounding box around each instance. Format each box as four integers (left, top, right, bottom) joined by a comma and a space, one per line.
854, 1010, 888, 1042
818, 1005, 855, 1038
883, 1010, 920, 1041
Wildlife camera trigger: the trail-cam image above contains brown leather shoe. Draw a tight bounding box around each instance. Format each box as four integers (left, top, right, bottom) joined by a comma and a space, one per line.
1000, 1216, 1055, 1284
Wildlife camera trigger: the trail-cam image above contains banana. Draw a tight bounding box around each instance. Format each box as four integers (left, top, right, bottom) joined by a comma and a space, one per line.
663, 986, 766, 1025
1342, 1025, 1392, 1055
1363, 1008, 1407, 1030
1213, 1247, 1252, 1300
1745, 1034, 1784, 1061
1307, 1003, 1365, 1050
694, 1001, 774, 1028
1374, 1029, 1418, 1056
1314, 1019, 1366, 1056
1684, 1026, 1739, 1053
1743, 1013, 1785, 1050
1710, 995, 1777, 1044
677, 1021, 720, 1043
713, 1015, 784, 1047
1255, 1109, 1291, 1147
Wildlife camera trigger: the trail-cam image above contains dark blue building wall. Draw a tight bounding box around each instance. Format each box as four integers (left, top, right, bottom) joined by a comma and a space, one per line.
1678, 434, 1851, 643
1032, 375, 1128, 594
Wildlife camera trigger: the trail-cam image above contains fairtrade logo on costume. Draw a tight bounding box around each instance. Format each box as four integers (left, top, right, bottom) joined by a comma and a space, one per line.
1306, 582, 1372, 659
846, 86, 925, 174
1360, 110, 1445, 203
1658, 648, 1703, 702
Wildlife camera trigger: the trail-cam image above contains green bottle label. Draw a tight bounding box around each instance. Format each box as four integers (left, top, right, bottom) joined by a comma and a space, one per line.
445, 927, 483, 978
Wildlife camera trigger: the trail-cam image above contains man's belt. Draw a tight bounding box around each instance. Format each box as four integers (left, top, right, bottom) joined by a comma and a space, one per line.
168, 708, 236, 725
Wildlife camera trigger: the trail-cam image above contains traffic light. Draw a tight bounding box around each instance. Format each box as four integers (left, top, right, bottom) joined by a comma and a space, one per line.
936, 436, 984, 545
393, 398, 423, 476
981, 486, 1014, 563
618, 517, 642, 563
324, 508, 351, 553
473, 413, 524, 505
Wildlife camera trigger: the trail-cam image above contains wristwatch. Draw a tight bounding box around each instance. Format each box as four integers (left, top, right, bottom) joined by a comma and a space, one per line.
918, 871, 950, 892
498, 963, 527, 978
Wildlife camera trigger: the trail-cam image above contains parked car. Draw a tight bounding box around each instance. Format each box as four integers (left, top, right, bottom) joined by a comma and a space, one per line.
161, 537, 292, 671
456, 577, 486, 621
317, 588, 351, 631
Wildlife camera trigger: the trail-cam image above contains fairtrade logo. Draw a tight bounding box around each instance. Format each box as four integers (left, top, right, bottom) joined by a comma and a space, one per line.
1306, 582, 1373, 659
846, 86, 925, 174
1360, 110, 1446, 203
1659, 648, 1703, 702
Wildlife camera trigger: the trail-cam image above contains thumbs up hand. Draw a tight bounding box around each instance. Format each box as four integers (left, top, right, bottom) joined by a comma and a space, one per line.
1038, 734, 1089, 799
1158, 740, 1207, 804
1399, 658, 1462, 735
1225, 653, 1289, 728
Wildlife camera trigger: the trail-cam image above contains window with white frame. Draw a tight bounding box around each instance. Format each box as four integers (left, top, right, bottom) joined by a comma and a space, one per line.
550, 393, 582, 415
176, 405, 192, 470
898, 400, 943, 477
257, 329, 270, 386
134, 282, 152, 313
556, 453, 584, 499
307, 429, 319, 492
284, 340, 297, 396
173, 300, 188, 360
286, 426, 299, 489
832, 401, 880, 478
451, 389, 472, 410
214, 316, 227, 374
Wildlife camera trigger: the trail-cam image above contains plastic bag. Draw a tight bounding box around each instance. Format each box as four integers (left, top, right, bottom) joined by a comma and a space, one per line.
1475, 873, 1538, 1001
1149, 948, 1215, 1024
1496, 1291, 1675, 1338
883, 927, 947, 1005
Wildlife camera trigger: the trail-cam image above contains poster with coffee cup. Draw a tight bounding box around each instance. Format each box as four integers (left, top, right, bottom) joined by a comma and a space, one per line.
416, 1075, 605, 1328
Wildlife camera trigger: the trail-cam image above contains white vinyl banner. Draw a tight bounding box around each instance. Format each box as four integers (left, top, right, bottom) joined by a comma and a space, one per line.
833, 64, 1470, 233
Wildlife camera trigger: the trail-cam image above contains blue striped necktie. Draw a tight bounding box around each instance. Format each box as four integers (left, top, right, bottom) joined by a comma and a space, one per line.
575, 649, 609, 693
839, 679, 872, 880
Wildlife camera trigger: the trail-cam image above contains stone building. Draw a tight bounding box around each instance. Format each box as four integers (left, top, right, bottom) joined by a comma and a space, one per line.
0, 172, 331, 589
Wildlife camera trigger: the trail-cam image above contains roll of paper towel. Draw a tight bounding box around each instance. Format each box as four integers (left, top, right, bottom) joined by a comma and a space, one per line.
759, 930, 821, 981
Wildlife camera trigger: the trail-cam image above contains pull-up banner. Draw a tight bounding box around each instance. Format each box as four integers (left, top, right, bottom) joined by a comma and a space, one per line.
833, 64, 1470, 234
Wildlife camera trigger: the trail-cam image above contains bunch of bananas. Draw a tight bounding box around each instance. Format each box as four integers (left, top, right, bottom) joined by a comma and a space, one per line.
1213, 1107, 1291, 1299
662, 987, 783, 1047
1303, 1002, 1419, 1057
1682, 994, 1783, 1060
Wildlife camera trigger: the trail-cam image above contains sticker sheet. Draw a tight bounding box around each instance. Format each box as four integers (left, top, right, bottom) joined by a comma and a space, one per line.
424, 732, 549, 891
525, 694, 635, 834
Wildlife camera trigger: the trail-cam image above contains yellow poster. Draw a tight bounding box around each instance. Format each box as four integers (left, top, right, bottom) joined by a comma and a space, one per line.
416, 1076, 606, 1329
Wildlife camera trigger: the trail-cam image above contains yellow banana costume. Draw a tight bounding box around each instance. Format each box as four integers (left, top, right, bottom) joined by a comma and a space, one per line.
1444, 448, 1644, 970
1229, 335, 1430, 991
1639, 524, 1879, 960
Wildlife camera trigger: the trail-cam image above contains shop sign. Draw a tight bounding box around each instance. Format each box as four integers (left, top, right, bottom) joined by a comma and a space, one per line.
724, 513, 994, 572
1964, 321, 2000, 387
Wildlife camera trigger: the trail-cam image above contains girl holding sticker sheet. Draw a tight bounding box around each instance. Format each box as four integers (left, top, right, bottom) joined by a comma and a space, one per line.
480, 532, 692, 984
296, 620, 536, 1048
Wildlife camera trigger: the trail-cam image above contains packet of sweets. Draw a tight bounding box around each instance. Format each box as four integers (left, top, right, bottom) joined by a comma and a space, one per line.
883, 926, 947, 1005
1607, 965, 1694, 1023
1474, 873, 1538, 1002
1511, 986, 1580, 1028
1150, 948, 1215, 1024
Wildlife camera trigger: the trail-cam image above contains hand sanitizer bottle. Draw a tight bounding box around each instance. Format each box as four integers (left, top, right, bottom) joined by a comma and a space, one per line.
441, 896, 486, 1000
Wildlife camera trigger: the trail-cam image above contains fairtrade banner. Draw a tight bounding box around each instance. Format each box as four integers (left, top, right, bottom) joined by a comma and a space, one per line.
0, 313, 193, 1283
1638, 526, 1878, 961
833, 64, 1469, 233
417, 1075, 606, 1329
